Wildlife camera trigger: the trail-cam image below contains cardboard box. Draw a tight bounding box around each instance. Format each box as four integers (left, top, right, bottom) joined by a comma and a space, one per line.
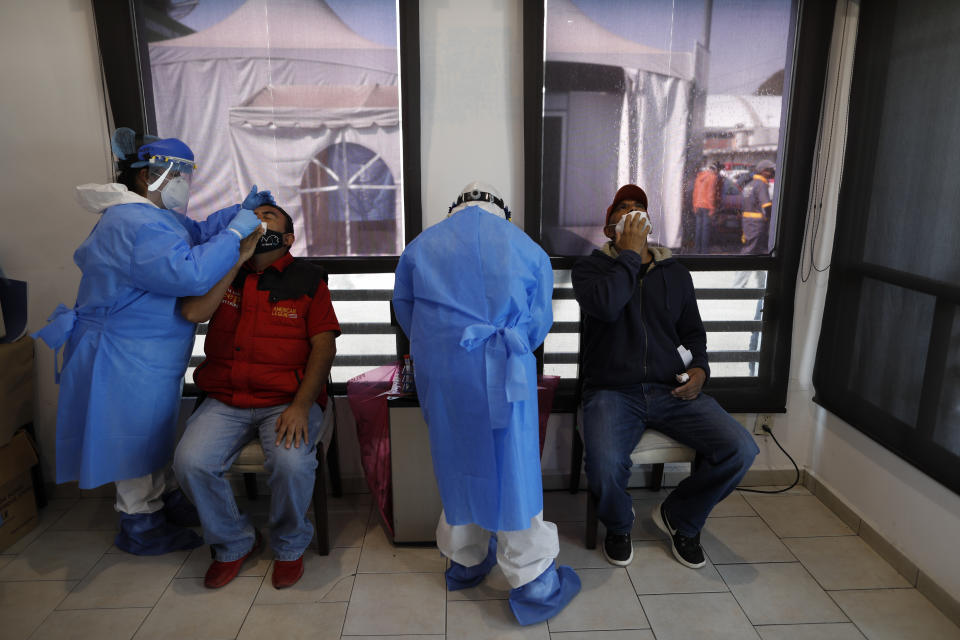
0, 430, 39, 551
0, 336, 34, 446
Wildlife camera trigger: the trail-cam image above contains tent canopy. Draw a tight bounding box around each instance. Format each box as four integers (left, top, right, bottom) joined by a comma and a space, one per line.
230, 84, 400, 128
546, 0, 695, 81
150, 0, 396, 71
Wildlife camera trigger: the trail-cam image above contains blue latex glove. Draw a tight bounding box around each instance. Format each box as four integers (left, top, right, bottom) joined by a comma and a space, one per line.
226, 208, 261, 238
242, 184, 276, 210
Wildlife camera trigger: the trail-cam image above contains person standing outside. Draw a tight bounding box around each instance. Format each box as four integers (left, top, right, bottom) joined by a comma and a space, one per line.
740, 160, 775, 255
692, 161, 722, 253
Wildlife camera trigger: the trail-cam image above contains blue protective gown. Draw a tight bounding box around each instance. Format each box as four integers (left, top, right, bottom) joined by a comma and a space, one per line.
392, 206, 554, 532
35, 184, 241, 489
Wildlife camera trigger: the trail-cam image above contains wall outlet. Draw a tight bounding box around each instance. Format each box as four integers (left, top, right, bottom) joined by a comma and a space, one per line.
754, 413, 774, 436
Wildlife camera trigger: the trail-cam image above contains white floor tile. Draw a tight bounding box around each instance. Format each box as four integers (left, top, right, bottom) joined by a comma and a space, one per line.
0, 530, 114, 581
27, 608, 149, 640
640, 592, 760, 640
701, 517, 795, 564
236, 601, 346, 640
831, 588, 960, 640
342, 572, 446, 635
626, 541, 728, 595
549, 631, 655, 640
743, 494, 854, 538
357, 519, 446, 573
57, 551, 188, 609
547, 568, 649, 633
447, 598, 550, 639
133, 576, 261, 640
717, 563, 847, 625
756, 622, 867, 640
784, 536, 912, 590
0, 580, 77, 640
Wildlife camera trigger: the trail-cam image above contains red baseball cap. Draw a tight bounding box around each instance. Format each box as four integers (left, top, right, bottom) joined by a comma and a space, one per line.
605, 184, 648, 225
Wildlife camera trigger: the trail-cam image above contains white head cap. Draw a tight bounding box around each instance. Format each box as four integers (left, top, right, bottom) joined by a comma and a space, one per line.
447, 181, 511, 220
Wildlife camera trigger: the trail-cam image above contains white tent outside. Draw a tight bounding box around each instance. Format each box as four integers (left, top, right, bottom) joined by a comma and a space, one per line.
229, 84, 402, 256
544, 0, 701, 251
148, 0, 399, 237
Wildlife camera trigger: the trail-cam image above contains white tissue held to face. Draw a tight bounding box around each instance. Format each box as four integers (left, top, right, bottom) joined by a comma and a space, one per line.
261, 222, 268, 232
615, 210, 650, 235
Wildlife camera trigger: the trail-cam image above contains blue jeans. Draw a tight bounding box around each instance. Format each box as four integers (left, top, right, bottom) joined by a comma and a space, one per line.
694, 208, 713, 254
173, 397, 325, 561
582, 383, 758, 537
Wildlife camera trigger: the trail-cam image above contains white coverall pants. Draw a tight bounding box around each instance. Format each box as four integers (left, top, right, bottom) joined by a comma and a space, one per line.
436, 509, 560, 588
114, 466, 178, 515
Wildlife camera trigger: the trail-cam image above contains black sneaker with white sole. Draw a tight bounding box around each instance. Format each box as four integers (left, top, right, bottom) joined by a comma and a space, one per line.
602, 532, 633, 566
652, 502, 706, 569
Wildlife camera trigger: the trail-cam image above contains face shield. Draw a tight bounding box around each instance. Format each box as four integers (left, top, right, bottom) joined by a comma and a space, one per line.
145, 155, 196, 214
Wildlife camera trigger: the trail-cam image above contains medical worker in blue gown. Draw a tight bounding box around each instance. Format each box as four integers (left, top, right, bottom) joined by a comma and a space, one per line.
393, 182, 581, 626
34, 128, 268, 555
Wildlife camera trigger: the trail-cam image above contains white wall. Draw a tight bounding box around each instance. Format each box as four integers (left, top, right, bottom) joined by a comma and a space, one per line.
1, 0, 113, 478
419, 0, 525, 229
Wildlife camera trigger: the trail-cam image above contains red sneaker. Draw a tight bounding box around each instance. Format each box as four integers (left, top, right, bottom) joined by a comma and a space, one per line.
204, 531, 262, 589
271, 556, 304, 589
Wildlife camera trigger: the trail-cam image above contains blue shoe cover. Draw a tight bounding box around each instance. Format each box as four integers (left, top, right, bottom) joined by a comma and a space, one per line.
162, 488, 201, 527
114, 511, 203, 556
508, 565, 582, 626
445, 536, 498, 591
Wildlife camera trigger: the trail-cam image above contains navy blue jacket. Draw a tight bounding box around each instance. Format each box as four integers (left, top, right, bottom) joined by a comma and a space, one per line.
571, 246, 710, 390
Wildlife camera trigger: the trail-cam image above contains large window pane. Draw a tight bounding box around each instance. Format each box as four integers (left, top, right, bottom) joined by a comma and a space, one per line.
540, 0, 793, 256
849, 280, 934, 428
860, 2, 960, 282
137, 0, 405, 257
934, 307, 960, 456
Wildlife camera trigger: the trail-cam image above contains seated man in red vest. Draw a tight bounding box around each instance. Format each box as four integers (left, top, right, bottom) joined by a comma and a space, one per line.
174, 203, 340, 590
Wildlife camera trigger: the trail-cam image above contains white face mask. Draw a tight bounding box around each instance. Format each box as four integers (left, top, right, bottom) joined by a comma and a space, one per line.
615, 210, 650, 235
160, 176, 190, 214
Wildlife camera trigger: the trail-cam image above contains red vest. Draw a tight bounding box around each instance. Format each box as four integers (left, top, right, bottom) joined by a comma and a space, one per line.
195, 253, 339, 409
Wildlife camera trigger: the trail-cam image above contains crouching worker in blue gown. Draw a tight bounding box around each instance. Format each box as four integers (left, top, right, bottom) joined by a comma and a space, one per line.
33, 127, 270, 555
392, 182, 581, 626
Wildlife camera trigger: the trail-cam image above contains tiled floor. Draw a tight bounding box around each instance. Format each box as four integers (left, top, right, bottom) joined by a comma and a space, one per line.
2, 487, 958, 640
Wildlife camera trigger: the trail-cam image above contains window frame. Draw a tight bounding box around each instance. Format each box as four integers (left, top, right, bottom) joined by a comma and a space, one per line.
91, 0, 423, 256
522, 0, 838, 413
812, 0, 960, 496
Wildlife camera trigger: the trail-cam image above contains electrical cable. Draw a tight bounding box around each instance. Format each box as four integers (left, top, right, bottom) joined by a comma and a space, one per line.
737, 425, 801, 494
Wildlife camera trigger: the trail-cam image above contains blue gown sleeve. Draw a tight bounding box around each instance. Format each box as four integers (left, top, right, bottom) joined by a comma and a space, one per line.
178, 205, 242, 244
526, 250, 554, 350
129, 223, 240, 298
392, 250, 415, 337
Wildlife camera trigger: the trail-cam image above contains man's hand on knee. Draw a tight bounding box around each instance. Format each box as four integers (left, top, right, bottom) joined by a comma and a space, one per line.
274, 403, 310, 449
671, 368, 706, 401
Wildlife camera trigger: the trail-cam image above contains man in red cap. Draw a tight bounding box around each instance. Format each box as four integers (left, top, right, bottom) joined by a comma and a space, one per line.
572, 184, 758, 570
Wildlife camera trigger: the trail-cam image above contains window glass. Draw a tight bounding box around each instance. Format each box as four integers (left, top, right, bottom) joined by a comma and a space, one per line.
136, 0, 404, 257
934, 307, 960, 456
540, 0, 793, 256
541, 270, 766, 381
